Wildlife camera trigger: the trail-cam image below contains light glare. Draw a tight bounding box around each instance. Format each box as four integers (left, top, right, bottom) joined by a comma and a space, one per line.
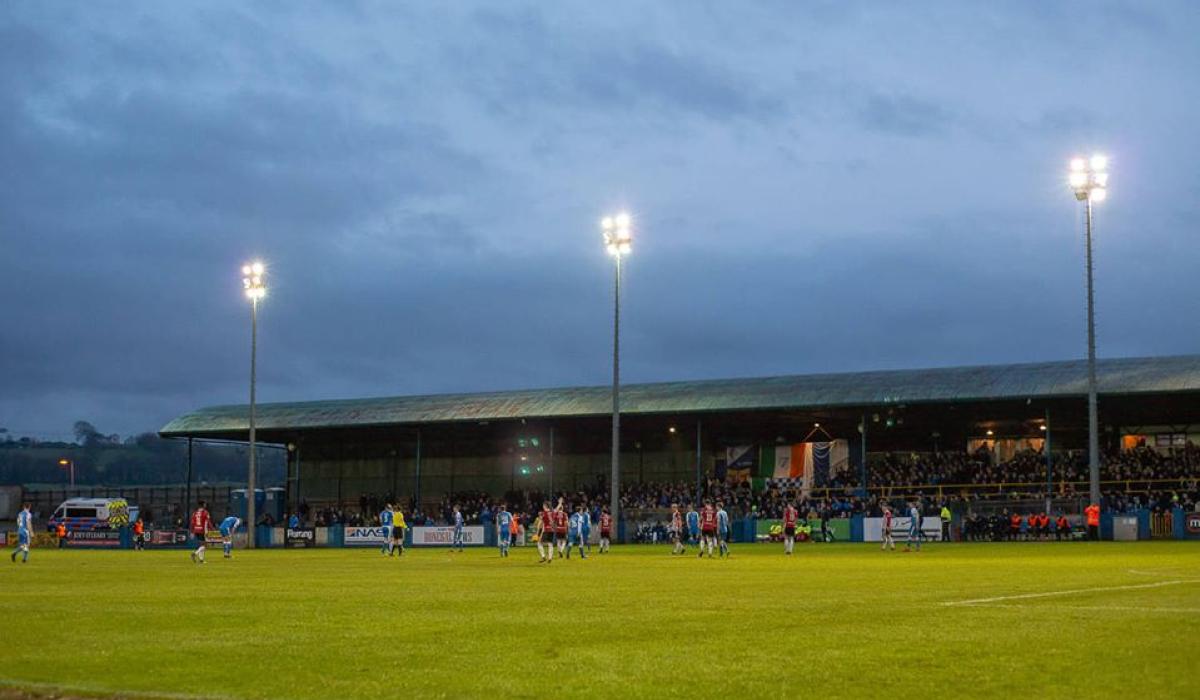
1070, 157, 1086, 172
1090, 187, 1107, 203
1068, 172, 1088, 188
1090, 155, 1108, 171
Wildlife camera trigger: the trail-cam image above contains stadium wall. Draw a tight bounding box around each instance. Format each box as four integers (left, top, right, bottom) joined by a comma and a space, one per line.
295, 445, 711, 504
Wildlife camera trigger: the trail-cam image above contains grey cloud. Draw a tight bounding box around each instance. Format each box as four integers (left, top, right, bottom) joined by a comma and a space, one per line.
1, 2, 1198, 437
857, 93, 957, 138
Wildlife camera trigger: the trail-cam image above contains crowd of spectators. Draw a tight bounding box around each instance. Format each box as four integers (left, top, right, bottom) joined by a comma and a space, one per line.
279, 446, 1198, 528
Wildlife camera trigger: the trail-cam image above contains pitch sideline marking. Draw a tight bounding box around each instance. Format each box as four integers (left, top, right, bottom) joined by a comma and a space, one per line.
0, 677, 244, 700
956, 603, 1200, 614
941, 579, 1200, 607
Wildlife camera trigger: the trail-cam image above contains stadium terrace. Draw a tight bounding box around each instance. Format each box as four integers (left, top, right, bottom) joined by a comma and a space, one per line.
160, 354, 1200, 519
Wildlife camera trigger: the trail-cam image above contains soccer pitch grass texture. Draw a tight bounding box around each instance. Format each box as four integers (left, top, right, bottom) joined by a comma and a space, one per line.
1, 542, 1197, 699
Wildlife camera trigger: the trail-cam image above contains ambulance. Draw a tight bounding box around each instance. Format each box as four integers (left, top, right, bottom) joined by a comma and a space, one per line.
47, 498, 139, 531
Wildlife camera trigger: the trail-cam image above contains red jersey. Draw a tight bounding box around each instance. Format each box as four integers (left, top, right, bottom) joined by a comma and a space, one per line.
540, 509, 554, 534
671, 511, 682, 532
599, 513, 612, 534
190, 508, 213, 535
700, 507, 717, 532
554, 510, 568, 534
782, 507, 798, 527
883, 511, 893, 530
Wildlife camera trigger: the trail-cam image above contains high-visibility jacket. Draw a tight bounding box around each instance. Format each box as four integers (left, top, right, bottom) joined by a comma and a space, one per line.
1085, 504, 1100, 526
55, 524, 66, 538
940, 507, 951, 522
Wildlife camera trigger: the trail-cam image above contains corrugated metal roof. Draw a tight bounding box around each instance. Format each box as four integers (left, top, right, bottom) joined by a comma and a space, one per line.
159, 355, 1200, 437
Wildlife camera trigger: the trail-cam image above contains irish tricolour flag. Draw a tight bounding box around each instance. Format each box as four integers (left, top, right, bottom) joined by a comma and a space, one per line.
772, 441, 850, 492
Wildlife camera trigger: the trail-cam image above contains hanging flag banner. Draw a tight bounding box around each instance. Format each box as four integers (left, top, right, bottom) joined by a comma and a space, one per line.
724, 445, 757, 484
771, 441, 850, 494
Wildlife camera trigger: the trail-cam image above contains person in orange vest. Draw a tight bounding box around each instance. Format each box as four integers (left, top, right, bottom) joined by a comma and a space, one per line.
55, 522, 67, 549
1009, 512, 1022, 541
508, 511, 519, 548
1025, 513, 1037, 541
132, 518, 145, 551
1055, 513, 1071, 541
1037, 512, 1050, 540
1084, 503, 1101, 541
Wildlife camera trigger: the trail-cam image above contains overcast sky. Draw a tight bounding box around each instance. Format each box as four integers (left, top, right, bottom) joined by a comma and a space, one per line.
2, 2, 1198, 439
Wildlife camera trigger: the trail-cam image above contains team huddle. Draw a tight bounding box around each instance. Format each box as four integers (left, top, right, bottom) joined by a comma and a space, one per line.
667, 500, 731, 558
530, 499, 612, 563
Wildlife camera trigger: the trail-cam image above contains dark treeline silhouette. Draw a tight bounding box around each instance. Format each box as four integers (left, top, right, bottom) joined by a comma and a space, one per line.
0, 421, 284, 486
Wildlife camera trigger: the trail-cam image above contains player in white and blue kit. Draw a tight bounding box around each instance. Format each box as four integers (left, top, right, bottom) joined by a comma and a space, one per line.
905, 501, 923, 552
566, 506, 587, 559
496, 505, 513, 558
581, 507, 592, 553
451, 505, 464, 552
11, 501, 32, 563
218, 516, 242, 559
686, 504, 700, 550
379, 504, 395, 556
716, 501, 730, 558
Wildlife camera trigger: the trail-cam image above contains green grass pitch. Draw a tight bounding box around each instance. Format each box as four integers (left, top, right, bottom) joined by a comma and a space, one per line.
1, 542, 1197, 699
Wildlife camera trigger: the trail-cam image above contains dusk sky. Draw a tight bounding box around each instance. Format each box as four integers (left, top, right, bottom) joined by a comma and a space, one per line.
3, 2, 1198, 439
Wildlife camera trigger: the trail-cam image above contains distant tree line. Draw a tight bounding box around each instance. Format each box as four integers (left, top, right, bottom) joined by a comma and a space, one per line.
0, 421, 284, 486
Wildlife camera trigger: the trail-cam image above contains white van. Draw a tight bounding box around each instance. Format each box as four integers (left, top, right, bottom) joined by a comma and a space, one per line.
48, 498, 139, 531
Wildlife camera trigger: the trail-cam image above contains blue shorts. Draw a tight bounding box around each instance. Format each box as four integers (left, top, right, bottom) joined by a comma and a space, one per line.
18, 530, 30, 546
718, 528, 728, 539
380, 526, 392, 540
689, 529, 699, 540
219, 527, 232, 538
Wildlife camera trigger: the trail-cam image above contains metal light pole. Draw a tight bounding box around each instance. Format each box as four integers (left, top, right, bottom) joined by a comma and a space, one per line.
242, 262, 267, 548
1070, 155, 1108, 506
602, 213, 632, 540
58, 458, 75, 487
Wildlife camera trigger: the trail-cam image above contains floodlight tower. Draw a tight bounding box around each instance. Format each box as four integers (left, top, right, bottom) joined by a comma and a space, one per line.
1069, 155, 1108, 506
602, 213, 632, 538
241, 261, 266, 548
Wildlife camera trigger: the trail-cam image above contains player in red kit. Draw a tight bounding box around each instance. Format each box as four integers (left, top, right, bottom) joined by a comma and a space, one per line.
881, 503, 896, 551
782, 502, 798, 555
189, 500, 214, 564
537, 501, 554, 564
599, 506, 613, 553
699, 500, 718, 558
554, 500, 568, 559
669, 504, 684, 555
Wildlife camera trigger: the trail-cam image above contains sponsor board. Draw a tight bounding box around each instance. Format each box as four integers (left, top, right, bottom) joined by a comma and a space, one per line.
1187, 512, 1200, 535
286, 527, 316, 548
863, 516, 943, 542
411, 525, 485, 546
151, 530, 190, 546
344, 526, 389, 546
67, 530, 122, 547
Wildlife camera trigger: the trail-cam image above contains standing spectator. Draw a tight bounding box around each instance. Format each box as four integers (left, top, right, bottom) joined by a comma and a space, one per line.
940, 503, 952, 542
1084, 503, 1101, 541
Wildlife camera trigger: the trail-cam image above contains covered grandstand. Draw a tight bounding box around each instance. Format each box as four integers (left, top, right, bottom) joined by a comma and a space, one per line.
160, 355, 1200, 514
